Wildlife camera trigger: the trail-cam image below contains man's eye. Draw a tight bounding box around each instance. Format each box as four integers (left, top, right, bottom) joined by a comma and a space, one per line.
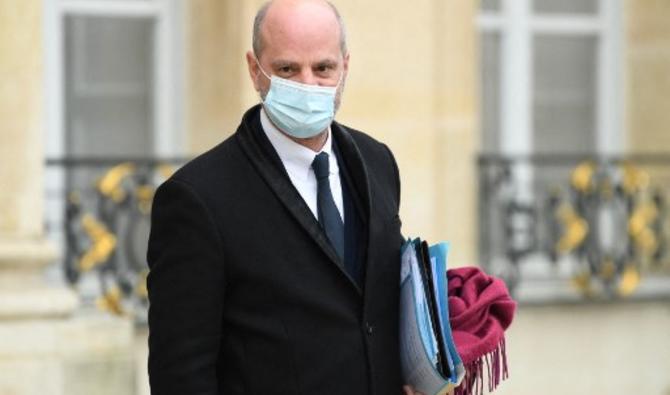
272, 66, 292, 76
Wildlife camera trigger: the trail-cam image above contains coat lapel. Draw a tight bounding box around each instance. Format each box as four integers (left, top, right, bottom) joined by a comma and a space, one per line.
331, 124, 371, 225
235, 106, 362, 293
331, 123, 389, 299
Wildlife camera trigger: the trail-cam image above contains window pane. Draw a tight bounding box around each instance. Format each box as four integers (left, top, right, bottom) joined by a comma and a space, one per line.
533, 35, 597, 154
62, 15, 156, 299
533, 0, 598, 14
480, 32, 501, 153
481, 0, 501, 12
64, 15, 154, 158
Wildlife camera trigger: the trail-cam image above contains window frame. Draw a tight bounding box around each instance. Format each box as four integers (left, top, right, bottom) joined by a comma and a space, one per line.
44, 0, 185, 160
477, 0, 624, 157
476, 0, 631, 301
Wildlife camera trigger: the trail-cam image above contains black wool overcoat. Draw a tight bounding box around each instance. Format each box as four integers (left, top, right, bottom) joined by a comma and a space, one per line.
147, 104, 404, 395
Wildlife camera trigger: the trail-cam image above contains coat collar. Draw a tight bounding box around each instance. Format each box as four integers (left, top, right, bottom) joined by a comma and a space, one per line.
234, 105, 372, 294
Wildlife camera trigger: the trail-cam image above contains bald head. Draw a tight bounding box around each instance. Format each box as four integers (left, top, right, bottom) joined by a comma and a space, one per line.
245, 0, 350, 119
252, 0, 348, 58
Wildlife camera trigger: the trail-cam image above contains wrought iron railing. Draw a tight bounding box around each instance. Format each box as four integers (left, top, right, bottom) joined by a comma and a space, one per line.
45, 157, 189, 321
478, 153, 670, 303
46, 153, 670, 317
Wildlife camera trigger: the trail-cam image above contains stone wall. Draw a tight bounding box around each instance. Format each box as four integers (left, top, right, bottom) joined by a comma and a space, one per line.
0, 1, 136, 394
626, 0, 670, 153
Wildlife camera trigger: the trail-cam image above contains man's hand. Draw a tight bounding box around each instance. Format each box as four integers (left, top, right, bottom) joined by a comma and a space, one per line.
403, 385, 454, 395
403, 385, 425, 395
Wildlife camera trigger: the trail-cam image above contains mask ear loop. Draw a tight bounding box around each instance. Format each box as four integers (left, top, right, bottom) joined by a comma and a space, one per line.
334, 69, 344, 89
254, 54, 272, 81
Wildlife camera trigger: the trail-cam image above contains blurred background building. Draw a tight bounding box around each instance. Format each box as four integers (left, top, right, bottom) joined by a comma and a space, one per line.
1, 0, 669, 394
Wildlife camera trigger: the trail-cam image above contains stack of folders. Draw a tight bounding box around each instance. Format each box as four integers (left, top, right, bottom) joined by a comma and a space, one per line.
399, 238, 465, 395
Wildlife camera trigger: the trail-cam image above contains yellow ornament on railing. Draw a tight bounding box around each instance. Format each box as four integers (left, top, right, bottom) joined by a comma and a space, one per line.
96, 286, 125, 316
599, 258, 616, 281
136, 185, 155, 215
571, 270, 593, 297
628, 202, 659, 255
621, 162, 650, 195
570, 161, 596, 193
78, 214, 117, 271
157, 163, 175, 180
136, 270, 149, 298
555, 204, 589, 254
617, 264, 641, 297
97, 162, 136, 203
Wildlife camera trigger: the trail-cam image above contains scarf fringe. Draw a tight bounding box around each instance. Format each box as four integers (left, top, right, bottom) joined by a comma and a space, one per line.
454, 338, 509, 395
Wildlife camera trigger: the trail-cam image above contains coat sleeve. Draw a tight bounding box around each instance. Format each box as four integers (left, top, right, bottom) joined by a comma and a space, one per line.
147, 177, 225, 395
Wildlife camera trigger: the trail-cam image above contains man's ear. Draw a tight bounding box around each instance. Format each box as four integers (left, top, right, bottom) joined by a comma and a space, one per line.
342, 52, 350, 79
246, 50, 261, 92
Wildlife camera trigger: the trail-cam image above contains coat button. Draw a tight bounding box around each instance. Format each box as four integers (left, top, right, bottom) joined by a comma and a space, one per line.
366, 322, 374, 335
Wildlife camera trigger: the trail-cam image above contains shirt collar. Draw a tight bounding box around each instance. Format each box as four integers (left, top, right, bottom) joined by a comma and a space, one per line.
260, 107, 339, 181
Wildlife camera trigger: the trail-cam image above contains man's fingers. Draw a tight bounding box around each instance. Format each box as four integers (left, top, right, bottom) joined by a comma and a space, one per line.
402, 385, 426, 395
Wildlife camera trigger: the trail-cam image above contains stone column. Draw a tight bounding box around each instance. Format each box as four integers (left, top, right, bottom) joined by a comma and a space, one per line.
0, 2, 135, 394
432, 0, 479, 267
625, 0, 670, 153
0, 0, 78, 320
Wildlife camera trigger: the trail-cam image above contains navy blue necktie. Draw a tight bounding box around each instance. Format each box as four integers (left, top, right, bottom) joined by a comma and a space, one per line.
312, 152, 345, 261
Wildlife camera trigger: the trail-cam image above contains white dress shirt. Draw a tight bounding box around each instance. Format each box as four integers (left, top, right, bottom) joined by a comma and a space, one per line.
260, 108, 344, 222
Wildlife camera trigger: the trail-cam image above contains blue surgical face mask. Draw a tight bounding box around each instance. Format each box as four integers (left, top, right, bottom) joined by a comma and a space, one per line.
256, 59, 342, 139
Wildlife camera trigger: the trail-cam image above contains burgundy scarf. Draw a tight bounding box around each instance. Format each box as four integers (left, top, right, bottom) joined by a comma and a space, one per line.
448, 267, 516, 395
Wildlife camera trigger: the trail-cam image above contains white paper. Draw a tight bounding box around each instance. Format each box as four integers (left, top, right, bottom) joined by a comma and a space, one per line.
399, 241, 454, 395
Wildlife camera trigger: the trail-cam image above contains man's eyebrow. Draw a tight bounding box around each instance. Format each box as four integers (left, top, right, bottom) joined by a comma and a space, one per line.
270, 60, 299, 68
314, 59, 338, 67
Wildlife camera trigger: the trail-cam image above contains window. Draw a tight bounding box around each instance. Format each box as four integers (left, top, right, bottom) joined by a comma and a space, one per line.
477, 0, 627, 301
478, 0, 623, 156
45, 0, 184, 160
44, 0, 184, 276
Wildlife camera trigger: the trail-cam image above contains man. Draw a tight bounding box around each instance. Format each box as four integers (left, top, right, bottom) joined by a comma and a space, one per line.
147, 1, 423, 394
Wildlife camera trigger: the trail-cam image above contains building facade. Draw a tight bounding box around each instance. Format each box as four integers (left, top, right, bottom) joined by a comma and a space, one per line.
1, 0, 669, 394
